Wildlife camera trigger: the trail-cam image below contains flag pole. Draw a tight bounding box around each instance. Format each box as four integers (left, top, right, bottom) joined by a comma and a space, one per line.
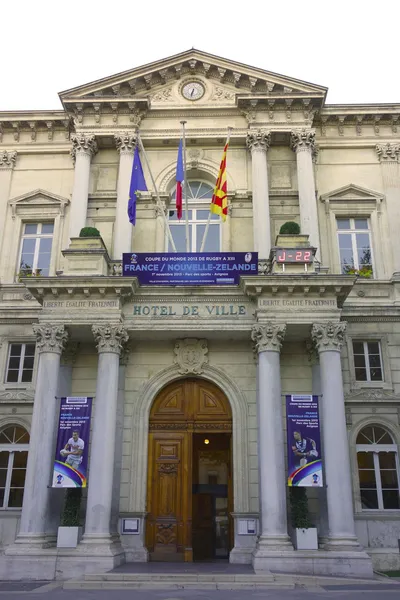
136, 132, 177, 253
181, 121, 190, 253
200, 127, 233, 253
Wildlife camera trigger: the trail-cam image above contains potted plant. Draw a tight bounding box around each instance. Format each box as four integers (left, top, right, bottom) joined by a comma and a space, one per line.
17, 262, 42, 281
279, 221, 301, 235
289, 487, 318, 550
57, 488, 83, 548
79, 227, 101, 237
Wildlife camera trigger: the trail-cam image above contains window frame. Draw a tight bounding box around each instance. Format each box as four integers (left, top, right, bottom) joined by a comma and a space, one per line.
18, 222, 54, 277
356, 438, 400, 512
0, 425, 30, 510
352, 340, 383, 383
5, 343, 36, 385
346, 334, 392, 391
336, 217, 375, 276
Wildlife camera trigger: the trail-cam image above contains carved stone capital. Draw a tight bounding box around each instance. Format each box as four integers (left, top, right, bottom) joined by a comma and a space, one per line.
174, 338, 208, 375
375, 143, 400, 163
311, 321, 346, 353
70, 134, 98, 164
246, 130, 271, 153
114, 133, 137, 155
0, 150, 17, 170
92, 323, 129, 355
290, 129, 316, 153
33, 323, 68, 355
251, 323, 286, 353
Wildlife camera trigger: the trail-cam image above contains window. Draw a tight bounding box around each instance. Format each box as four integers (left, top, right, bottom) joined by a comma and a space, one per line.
18, 222, 54, 276
169, 181, 221, 252
337, 218, 373, 276
0, 425, 29, 509
356, 425, 400, 510
352, 341, 383, 382
5, 343, 36, 383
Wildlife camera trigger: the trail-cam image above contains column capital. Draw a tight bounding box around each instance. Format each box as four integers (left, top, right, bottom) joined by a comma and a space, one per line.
290, 129, 316, 153
92, 323, 129, 355
0, 150, 17, 170
251, 322, 286, 353
114, 132, 137, 155
70, 134, 98, 164
375, 142, 400, 163
311, 321, 346, 353
246, 129, 271, 153
33, 323, 69, 355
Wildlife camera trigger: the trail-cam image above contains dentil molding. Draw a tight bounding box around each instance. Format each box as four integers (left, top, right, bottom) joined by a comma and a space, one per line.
174, 338, 208, 375
251, 323, 286, 353
33, 323, 69, 355
311, 321, 346, 353
92, 323, 129, 354
246, 130, 271, 153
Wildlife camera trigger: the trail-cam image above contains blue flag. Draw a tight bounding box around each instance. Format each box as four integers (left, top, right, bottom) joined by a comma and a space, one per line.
128, 146, 147, 225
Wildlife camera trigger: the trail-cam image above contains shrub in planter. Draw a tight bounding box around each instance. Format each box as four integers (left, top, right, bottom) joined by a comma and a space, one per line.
279, 221, 301, 235
79, 227, 101, 238
61, 488, 82, 527
289, 486, 312, 529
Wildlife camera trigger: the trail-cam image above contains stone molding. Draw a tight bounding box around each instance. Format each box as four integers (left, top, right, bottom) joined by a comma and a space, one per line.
375, 143, 400, 163
174, 338, 208, 374
251, 323, 286, 353
246, 129, 271, 153
61, 341, 80, 366
290, 129, 316, 153
311, 321, 346, 353
114, 133, 137, 155
345, 388, 400, 403
0, 150, 17, 170
70, 133, 98, 164
33, 323, 68, 355
92, 323, 129, 355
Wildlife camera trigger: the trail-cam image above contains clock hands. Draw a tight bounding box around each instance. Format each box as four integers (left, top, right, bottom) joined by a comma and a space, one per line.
190, 87, 195, 97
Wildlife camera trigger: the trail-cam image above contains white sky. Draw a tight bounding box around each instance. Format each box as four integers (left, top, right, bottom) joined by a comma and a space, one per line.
1, 0, 399, 111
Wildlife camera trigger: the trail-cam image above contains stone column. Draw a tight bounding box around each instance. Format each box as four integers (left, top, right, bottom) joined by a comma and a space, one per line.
17, 324, 68, 545
376, 143, 400, 275
0, 151, 17, 256
311, 322, 359, 549
113, 134, 136, 259
68, 134, 98, 241
246, 130, 272, 260
82, 323, 128, 546
251, 323, 292, 569
290, 129, 321, 257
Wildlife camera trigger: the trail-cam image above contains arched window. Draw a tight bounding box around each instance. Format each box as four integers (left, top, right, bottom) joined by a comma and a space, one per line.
0, 425, 30, 509
356, 425, 400, 510
168, 181, 221, 252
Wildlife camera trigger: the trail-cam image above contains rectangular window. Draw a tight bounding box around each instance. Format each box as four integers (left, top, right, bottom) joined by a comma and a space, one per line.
18, 222, 54, 277
357, 450, 400, 510
168, 208, 221, 253
5, 343, 36, 384
337, 218, 373, 277
0, 450, 28, 508
352, 341, 383, 382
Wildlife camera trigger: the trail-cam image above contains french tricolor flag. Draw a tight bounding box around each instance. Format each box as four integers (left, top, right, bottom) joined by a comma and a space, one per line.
175, 139, 184, 220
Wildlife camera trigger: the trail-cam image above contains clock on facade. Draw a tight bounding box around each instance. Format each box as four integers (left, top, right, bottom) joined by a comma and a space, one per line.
182, 81, 205, 101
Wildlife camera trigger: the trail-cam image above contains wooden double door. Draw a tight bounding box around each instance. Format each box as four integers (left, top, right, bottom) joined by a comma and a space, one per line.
146, 378, 233, 562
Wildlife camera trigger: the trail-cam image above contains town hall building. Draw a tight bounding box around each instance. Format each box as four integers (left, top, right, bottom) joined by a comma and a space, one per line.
0, 49, 399, 580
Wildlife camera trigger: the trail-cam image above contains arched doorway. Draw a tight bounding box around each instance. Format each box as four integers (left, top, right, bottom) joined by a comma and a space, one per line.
146, 378, 233, 562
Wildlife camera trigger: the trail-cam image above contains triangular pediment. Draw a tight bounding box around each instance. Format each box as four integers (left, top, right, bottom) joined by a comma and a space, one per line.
59, 49, 327, 106
320, 183, 384, 203
9, 189, 69, 218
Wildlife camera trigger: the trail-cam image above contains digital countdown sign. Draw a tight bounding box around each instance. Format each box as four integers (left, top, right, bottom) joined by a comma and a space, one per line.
276, 249, 314, 263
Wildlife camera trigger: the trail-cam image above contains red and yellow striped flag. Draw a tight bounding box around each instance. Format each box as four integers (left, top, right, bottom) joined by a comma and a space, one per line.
210, 141, 229, 221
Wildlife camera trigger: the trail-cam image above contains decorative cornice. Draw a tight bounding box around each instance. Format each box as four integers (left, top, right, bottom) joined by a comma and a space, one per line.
92, 323, 128, 355
174, 338, 208, 375
311, 321, 346, 353
70, 133, 98, 164
33, 323, 68, 355
0, 390, 35, 402
290, 129, 316, 153
114, 132, 137, 155
246, 129, 271, 153
375, 143, 400, 163
345, 388, 400, 403
251, 323, 286, 353
0, 150, 17, 170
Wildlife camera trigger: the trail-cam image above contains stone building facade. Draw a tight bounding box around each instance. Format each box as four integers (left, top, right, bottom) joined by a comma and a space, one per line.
0, 49, 399, 579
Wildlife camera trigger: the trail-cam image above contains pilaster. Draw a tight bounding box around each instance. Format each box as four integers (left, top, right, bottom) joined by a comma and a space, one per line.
68, 134, 98, 240
113, 133, 136, 258
0, 151, 17, 258
375, 143, 400, 274
246, 130, 271, 260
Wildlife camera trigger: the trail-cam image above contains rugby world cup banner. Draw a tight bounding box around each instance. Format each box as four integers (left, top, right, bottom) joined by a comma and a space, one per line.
286, 395, 323, 487
122, 252, 258, 285
52, 397, 93, 488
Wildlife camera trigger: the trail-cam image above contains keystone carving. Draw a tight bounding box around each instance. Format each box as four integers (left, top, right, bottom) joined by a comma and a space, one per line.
0, 150, 17, 169
115, 133, 137, 154
33, 323, 69, 355
311, 321, 346, 353
290, 129, 316, 153
70, 134, 98, 164
375, 143, 400, 163
174, 338, 208, 375
246, 130, 271, 153
251, 323, 286, 353
92, 323, 129, 355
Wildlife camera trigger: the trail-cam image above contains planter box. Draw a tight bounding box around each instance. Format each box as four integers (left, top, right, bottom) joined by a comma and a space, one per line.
57, 526, 82, 548
62, 237, 110, 276
293, 527, 318, 550
275, 234, 310, 248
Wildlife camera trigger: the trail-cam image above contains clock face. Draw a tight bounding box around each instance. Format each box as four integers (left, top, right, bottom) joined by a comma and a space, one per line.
182, 82, 205, 101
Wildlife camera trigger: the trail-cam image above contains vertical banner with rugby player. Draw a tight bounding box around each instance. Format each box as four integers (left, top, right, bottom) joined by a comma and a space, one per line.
52, 397, 93, 488
286, 395, 323, 487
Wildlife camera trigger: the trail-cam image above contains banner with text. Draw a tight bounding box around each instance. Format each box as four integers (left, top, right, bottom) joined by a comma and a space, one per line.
52, 397, 93, 488
122, 252, 258, 285
286, 395, 323, 487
